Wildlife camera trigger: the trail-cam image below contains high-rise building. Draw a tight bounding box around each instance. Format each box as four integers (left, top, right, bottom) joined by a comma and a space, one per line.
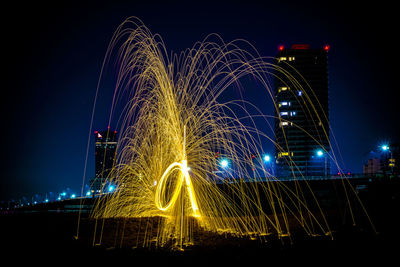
274, 44, 330, 178
90, 128, 118, 193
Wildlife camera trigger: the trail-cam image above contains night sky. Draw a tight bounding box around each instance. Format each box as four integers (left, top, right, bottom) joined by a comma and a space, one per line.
1, 0, 399, 201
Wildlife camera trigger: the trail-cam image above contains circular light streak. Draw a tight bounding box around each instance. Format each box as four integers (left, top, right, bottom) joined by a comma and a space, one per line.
155, 159, 199, 217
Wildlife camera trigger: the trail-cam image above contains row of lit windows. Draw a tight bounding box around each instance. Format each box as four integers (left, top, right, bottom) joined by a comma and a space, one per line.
277, 152, 294, 158
279, 101, 290, 107
279, 121, 293, 127
279, 111, 296, 116
278, 86, 288, 93
279, 56, 296, 62
277, 87, 303, 96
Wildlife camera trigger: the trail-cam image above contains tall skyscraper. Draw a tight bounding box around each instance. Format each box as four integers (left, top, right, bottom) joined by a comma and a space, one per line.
90, 128, 118, 193
274, 44, 330, 178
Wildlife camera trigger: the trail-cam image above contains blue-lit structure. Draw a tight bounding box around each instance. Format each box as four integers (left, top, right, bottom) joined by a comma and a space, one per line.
274, 44, 330, 178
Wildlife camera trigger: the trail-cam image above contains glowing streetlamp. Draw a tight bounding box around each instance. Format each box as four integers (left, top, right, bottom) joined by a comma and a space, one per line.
315, 149, 327, 177
108, 185, 115, 193
381, 145, 389, 151
220, 159, 229, 168
380, 144, 394, 174
263, 155, 271, 163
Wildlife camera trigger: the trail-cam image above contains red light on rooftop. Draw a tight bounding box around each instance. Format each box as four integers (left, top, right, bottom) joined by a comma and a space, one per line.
114, 130, 117, 134
324, 45, 330, 51
94, 131, 98, 134
278, 45, 285, 51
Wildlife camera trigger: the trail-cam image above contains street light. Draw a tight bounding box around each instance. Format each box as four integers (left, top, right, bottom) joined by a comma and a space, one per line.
220, 159, 229, 168
381, 145, 389, 151
263, 155, 271, 163
380, 144, 393, 174
108, 185, 115, 192
315, 149, 327, 177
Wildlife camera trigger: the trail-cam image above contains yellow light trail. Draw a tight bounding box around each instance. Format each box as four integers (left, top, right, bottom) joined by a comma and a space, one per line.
86, 16, 375, 250
155, 159, 199, 217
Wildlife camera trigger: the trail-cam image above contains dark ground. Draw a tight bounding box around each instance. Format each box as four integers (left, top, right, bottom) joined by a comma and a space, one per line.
1, 179, 399, 266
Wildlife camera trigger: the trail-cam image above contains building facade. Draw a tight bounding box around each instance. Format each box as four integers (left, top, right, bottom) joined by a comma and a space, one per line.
364, 143, 399, 177
363, 158, 381, 175
274, 44, 330, 179
90, 128, 118, 193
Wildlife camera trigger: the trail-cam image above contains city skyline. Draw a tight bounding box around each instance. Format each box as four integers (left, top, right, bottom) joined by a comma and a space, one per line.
1, 0, 399, 201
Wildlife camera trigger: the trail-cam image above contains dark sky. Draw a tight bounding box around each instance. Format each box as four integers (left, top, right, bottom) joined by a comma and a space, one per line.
1, 0, 399, 201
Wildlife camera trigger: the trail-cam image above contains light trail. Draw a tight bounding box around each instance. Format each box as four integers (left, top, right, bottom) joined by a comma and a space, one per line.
87, 16, 374, 249
155, 159, 199, 217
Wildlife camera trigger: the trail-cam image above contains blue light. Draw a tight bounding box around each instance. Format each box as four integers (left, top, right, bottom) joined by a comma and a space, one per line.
61, 192, 66, 197
381, 145, 389, 151
86, 191, 91, 196
45, 199, 49, 203
108, 185, 115, 192
71, 194, 76, 199
220, 159, 229, 168
263, 155, 271, 162
316, 150, 324, 157
298, 91, 302, 96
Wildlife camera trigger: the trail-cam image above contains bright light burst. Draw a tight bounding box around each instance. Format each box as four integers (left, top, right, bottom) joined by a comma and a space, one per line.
88, 17, 368, 249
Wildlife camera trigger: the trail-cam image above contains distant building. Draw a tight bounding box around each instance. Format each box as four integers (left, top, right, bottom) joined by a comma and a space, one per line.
363, 158, 381, 175
363, 143, 399, 177
274, 44, 330, 178
90, 128, 118, 193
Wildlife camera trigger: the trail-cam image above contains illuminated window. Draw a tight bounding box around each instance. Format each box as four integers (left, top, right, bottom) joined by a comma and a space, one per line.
278, 152, 289, 157
278, 152, 293, 158
280, 111, 288, 116
279, 102, 290, 107
389, 158, 395, 167
290, 111, 296, 116
288, 57, 295, 61
278, 87, 289, 93
298, 91, 302, 96
280, 122, 289, 127
279, 57, 287, 61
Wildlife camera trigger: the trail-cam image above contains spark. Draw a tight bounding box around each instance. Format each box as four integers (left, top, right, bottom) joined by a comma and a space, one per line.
87, 17, 373, 249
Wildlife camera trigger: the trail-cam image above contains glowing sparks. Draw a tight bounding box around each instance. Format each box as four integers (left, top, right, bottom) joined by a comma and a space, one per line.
86, 17, 373, 250
155, 159, 199, 217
